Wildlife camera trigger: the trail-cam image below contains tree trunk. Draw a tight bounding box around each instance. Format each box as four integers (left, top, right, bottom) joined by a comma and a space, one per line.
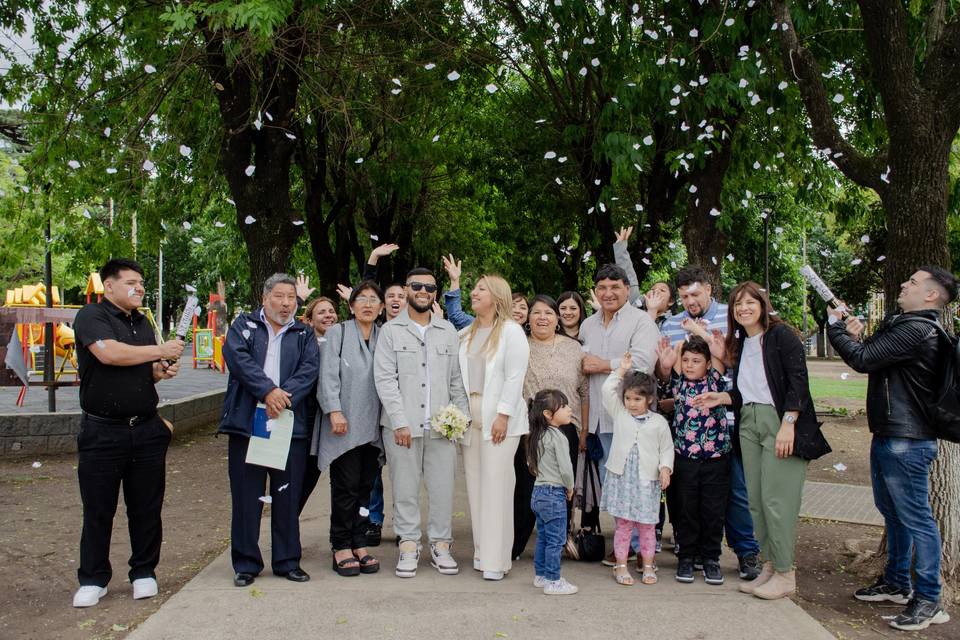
878, 131, 952, 302
931, 441, 960, 602
682, 133, 733, 290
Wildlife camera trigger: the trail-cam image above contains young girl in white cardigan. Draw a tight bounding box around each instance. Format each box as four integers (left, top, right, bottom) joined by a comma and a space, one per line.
600, 352, 674, 586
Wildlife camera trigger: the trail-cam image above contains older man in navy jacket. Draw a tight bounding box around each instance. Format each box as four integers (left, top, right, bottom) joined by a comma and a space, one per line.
220, 273, 319, 587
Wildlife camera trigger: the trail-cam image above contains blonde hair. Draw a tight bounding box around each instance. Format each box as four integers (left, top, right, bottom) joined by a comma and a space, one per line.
466, 274, 513, 357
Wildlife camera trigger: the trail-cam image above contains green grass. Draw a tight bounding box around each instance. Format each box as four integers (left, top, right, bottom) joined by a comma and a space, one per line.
808, 375, 868, 401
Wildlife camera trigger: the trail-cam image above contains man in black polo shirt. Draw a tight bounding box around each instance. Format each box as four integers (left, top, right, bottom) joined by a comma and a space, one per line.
71, 258, 185, 608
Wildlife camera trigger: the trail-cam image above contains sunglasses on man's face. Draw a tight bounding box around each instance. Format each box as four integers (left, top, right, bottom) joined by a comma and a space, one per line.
407, 282, 438, 293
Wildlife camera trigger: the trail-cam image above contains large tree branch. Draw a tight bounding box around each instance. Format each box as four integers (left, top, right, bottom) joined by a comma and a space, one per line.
772, 0, 885, 192
923, 17, 960, 128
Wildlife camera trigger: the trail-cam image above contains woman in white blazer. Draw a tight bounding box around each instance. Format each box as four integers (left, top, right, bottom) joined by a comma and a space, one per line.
458, 274, 530, 580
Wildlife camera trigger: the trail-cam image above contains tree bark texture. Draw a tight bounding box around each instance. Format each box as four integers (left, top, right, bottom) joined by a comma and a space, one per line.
932, 441, 960, 601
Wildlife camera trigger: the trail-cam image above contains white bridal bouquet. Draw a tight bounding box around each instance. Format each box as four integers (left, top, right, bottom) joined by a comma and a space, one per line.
430, 404, 470, 441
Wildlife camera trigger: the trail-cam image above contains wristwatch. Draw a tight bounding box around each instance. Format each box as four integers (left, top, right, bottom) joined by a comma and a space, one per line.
784, 415, 797, 424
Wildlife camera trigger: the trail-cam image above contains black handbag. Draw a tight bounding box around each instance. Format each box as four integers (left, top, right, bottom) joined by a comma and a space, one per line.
571, 454, 605, 562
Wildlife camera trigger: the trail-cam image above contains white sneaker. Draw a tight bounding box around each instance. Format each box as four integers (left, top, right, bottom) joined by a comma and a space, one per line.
544, 577, 578, 595
73, 585, 107, 608
533, 575, 546, 588
482, 570, 504, 581
132, 577, 158, 600
429, 542, 459, 575
396, 541, 420, 578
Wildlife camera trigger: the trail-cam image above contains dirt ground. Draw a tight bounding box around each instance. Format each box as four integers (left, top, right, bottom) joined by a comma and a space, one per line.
1, 417, 955, 640
0, 429, 232, 640
796, 519, 959, 639
807, 416, 873, 487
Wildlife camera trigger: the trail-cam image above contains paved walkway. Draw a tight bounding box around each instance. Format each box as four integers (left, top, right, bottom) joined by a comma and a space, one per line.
127, 467, 834, 640
0, 365, 227, 413
801, 481, 881, 526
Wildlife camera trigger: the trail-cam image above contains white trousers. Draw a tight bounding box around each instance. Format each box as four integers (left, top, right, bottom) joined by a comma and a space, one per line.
462, 394, 520, 573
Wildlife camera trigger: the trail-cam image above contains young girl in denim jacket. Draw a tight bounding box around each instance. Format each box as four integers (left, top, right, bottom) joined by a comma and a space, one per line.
527, 389, 578, 595
600, 353, 674, 585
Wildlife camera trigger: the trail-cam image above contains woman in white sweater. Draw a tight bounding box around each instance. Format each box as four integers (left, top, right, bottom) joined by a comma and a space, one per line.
459, 274, 530, 580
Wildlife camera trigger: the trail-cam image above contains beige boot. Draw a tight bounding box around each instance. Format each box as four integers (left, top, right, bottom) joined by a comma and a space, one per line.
739, 561, 775, 594
753, 570, 796, 600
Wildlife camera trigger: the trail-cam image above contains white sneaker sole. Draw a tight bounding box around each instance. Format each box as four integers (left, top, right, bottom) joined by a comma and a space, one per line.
888, 611, 950, 631
544, 585, 579, 595
430, 561, 459, 575
73, 587, 108, 608
856, 593, 911, 604
395, 569, 417, 578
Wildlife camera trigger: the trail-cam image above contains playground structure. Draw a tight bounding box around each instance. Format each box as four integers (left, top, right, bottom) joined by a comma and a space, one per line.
4, 281, 79, 389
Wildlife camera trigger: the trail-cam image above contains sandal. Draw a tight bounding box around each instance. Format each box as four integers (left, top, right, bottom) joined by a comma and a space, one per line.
613, 563, 634, 586
353, 551, 380, 574
332, 553, 360, 577
642, 564, 658, 585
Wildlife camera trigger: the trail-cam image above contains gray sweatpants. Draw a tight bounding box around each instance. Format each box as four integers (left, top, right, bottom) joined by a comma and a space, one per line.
382, 427, 457, 544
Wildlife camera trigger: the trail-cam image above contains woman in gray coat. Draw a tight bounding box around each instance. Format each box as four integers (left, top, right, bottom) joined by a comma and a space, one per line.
315, 281, 385, 576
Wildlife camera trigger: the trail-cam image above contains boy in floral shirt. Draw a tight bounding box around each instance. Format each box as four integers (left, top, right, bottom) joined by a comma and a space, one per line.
655, 333, 731, 585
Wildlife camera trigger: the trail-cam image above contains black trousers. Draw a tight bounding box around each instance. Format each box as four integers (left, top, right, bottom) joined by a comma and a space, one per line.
329, 443, 380, 550
299, 454, 322, 515
511, 424, 579, 559
77, 413, 171, 587
673, 454, 731, 562
228, 435, 307, 575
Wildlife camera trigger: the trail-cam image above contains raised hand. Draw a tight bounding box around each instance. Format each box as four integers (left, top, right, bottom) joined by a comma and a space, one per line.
708, 329, 726, 361
644, 287, 667, 314
656, 336, 678, 372
617, 351, 633, 375
295, 274, 315, 300
442, 254, 462, 289
369, 243, 400, 263
588, 288, 601, 311
680, 317, 709, 339
615, 226, 634, 243
335, 283, 352, 302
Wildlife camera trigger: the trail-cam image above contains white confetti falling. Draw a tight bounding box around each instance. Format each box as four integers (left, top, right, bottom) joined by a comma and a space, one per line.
833, 94, 844, 103
244, 215, 256, 224
780, 282, 791, 290
259, 495, 272, 504
242, 329, 251, 339
144, 64, 157, 74
850, 258, 862, 266
447, 70, 460, 81
192, 237, 203, 244
214, 221, 226, 228
106, 167, 117, 174
355, 157, 364, 164
840, 372, 850, 380
370, 234, 379, 241
541, 254, 548, 262
709, 208, 721, 217
833, 463, 847, 472
278, 483, 290, 493
103, 127, 111, 137
142, 159, 155, 171
67, 160, 80, 169
643, 135, 653, 146
184, 284, 197, 293
424, 62, 436, 70
544, 151, 557, 159
877, 255, 886, 262
182, 221, 192, 230
485, 83, 498, 93
179, 145, 191, 157
860, 234, 870, 244
245, 165, 255, 176
31, 461, 42, 469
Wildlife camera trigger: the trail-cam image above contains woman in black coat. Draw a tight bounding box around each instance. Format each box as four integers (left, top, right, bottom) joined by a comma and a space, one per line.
692, 281, 830, 601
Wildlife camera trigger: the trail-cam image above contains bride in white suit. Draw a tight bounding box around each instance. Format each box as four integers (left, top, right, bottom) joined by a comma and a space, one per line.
458, 274, 530, 580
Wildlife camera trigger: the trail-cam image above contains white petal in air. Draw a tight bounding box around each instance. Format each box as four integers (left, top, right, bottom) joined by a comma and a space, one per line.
142, 159, 155, 171
67, 160, 80, 169
192, 237, 203, 244
447, 70, 460, 81
244, 215, 256, 224
643, 135, 653, 146
485, 83, 498, 93
541, 254, 548, 262
780, 282, 791, 290
424, 63, 436, 70
245, 165, 255, 176
544, 151, 557, 159
182, 221, 192, 230
292, 220, 304, 226
214, 221, 226, 228
144, 64, 157, 74
179, 145, 191, 157
860, 234, 870, 244
833, 94, 844, 103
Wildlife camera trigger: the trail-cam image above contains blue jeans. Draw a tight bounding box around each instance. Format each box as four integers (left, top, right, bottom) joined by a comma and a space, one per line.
368, 471, 384, 526
724, 451, 761, 557
531, 485, 568, 581
871, 436, 941, 602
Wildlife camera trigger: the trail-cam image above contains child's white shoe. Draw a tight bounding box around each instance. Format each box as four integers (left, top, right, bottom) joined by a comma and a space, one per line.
543, 577, 578, 595
533, 575, 546, 588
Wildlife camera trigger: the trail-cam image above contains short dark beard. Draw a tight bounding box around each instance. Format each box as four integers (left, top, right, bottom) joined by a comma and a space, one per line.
408, 297, 433, 313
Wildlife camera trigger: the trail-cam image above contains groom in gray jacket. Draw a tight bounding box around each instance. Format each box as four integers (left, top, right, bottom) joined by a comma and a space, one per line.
374, 267, 469, 578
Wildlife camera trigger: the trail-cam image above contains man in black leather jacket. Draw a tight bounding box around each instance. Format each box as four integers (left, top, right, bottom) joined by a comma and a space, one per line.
828, 265, 958, 632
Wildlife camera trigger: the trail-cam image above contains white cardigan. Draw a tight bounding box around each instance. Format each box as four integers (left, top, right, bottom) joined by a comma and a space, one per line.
458, 321, 530, 441
600, 371, 674, 480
